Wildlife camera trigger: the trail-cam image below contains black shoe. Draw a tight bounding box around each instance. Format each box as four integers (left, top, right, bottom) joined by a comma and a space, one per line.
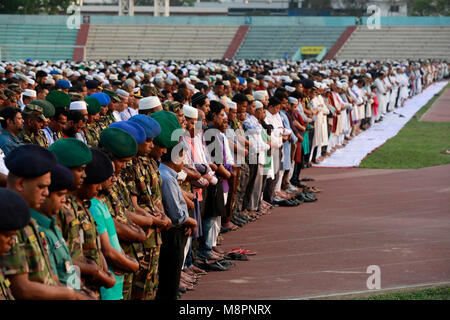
273, 199, 296, 207
230, 218, 244, 227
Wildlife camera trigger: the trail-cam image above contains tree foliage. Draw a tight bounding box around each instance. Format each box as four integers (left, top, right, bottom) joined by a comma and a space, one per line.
410, 0, 450, 16
0, 0, 72, 14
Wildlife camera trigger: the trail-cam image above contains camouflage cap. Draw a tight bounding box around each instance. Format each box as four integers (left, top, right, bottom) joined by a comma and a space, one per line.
22, 104, 47, 122
69, 92, 84, 102
162, 101, 181, 114
103, 89, 121, 102
3, 88, 17, 101
8, 83, 23, 93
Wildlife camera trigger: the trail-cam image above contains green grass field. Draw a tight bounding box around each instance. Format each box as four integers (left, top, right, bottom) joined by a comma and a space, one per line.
359, 83, 450, 169
354, 286, 450, 300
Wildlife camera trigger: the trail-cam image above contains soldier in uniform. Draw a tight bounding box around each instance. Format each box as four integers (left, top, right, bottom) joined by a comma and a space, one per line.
18, 104, 49, 148
127, 115, 173, 299
87, 148, 140, 300
0, 188, 31, 300
83, 97, 102, 147
49, 138, 116, 297
96, 91, 118, 130
1, 145, 91, 299
99, 127, 148, 300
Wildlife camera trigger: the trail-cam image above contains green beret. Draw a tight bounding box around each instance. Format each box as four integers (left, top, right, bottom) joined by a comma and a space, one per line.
150, 110, 182, 148
100, 127, 137, 159
49, 138, 92, 168
84, 96, 101, 115
30, 100, 55, 118
46, 90, 71, 109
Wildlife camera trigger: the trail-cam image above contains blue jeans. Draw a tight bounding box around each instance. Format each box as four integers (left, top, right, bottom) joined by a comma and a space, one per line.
197, 216, 216, 259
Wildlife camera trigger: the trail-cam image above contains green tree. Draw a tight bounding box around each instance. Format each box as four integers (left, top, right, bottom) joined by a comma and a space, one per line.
410, 0, 450, 16
0, 0, 72, 14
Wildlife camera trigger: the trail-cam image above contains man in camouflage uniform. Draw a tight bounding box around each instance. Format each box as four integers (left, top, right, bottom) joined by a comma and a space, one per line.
99, 127, 148, 300
83, 96, 102, 147
0, 145, 91, 299
128, 115, 172, 299
98, 90, 120, 130
0, 188, 32, 300
49, 138, 116, 297
18, 104, 49, 148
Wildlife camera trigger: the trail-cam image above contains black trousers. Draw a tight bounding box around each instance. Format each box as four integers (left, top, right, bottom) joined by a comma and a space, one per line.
242, 163, 258, 211
155, 226, 187, 300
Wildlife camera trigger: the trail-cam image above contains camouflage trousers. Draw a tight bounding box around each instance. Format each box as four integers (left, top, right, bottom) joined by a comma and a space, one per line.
131, 246, 161, 300
232, 163, 249, 217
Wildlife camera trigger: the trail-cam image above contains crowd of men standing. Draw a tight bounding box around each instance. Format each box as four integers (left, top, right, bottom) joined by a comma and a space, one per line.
0, 58, 448, 300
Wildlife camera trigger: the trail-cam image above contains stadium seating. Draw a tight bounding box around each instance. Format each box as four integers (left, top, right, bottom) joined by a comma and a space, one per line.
335, 26, 450, 61
85, 24, 239, 60
0, 24, 78, 61
234, 26, 347, 60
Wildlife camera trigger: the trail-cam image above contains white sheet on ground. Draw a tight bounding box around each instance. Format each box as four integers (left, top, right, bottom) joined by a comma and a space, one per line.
313, 81, 449, 168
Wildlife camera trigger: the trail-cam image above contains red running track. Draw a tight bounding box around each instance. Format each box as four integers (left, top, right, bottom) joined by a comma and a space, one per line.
182, 165, 450, 299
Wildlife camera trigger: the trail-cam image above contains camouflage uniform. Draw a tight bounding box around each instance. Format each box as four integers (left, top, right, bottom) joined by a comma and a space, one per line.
98, 111, 115, 131
126, 156, 163, 300
56, 195, 104, 295
0, 268, 14, 300
0, 219, 58, 287
84, 123, 101, 148
104, 173, 144, 300
19, 130, 50, 148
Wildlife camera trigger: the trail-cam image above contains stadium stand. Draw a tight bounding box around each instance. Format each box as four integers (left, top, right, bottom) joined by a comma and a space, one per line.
335, 26, 450, 61
234, 26, 347, 60
85, 24, 239, 60
0, 24, 78, 61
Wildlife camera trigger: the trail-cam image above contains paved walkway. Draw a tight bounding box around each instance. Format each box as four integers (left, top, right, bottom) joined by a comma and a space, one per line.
182, 165, 450, 300
421, 87, 450, 122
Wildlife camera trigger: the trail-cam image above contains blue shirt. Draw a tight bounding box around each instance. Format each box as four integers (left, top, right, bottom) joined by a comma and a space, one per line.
159, 163, 189, 226
0, 130, 23, 156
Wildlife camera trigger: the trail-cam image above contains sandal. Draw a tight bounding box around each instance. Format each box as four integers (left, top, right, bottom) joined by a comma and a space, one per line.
225, 252, 249, 261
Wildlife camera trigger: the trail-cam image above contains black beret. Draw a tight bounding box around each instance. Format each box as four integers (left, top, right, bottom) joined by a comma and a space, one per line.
302, 79, 315, 89
84, 148, 114, 184
86, 80, 100, 89
49, 164, 75, 193
0, 188, 30, 231
5, 145, 57, 178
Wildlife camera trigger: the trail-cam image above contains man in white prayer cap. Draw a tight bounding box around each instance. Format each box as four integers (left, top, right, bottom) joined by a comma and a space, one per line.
138, 96, 163, 115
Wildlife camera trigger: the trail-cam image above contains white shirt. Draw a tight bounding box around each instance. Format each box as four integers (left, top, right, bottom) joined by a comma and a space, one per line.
120, 107, 138, 121
264, 110, 284, 149
0, 147, 8, 175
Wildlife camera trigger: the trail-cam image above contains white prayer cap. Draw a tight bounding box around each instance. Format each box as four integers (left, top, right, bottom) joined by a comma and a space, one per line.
85, 75, 93, 81
227, 101, 237, 110
0, 67, 5, 73
285, 85, 295, 93
27, 78, 35, 86
264, 75, 274, 82
23, 89, 36, 98
15, 73, 28, 81
66, 70, 74, 78
365, 73, 372, 79
187, 83, 195, 91
116, 89, 129, 98
254, 101, 264, 110
190, 75, 200, 82
183, 104, 198, 119
45, 77, 55, 85
124, 78, 135, 88
165, 78, 173, 85
288, 97, 298, 105
139, 96, 161, 110
28, 71, 36, 77
109, 74, 118, 81
223, 80, 230, 87
70, 101, 87, 111
253, 90, 267, 101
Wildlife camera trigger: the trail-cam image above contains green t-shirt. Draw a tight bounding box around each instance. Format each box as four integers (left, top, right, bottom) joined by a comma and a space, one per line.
89, 198, 124, 300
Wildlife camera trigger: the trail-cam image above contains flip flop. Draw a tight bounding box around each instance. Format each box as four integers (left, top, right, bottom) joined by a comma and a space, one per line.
225, 252, 249, 261
229, 248, 257, 256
